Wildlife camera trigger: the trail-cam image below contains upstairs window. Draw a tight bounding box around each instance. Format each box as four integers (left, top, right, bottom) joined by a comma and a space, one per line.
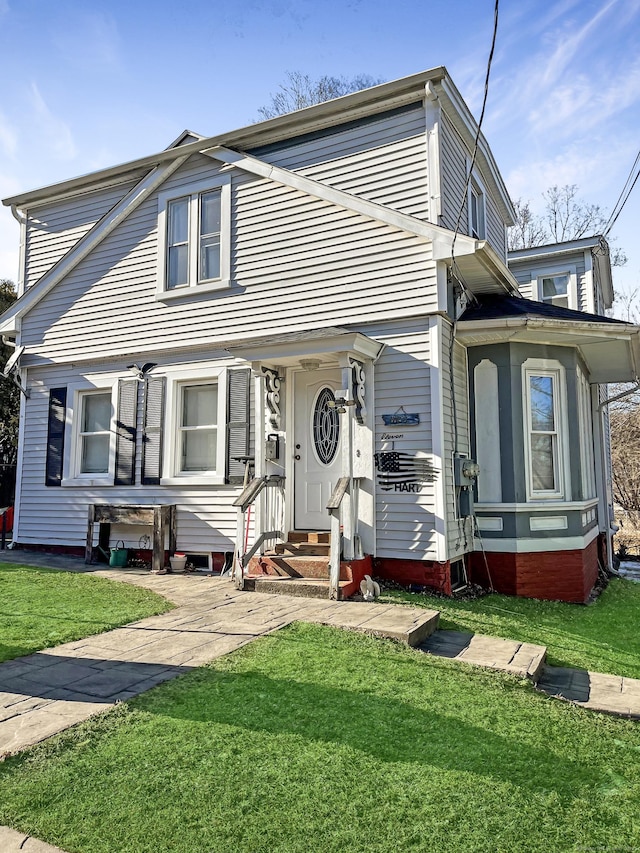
468, 177, 485, 240
157, 176, 230, 299
540, 273, 569, 309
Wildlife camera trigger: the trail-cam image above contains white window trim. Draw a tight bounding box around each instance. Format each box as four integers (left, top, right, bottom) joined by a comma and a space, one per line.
62, 374, 121, 487
466, 164, 486, 240
156, 174, 231, 301
577, 367, 596, 499
534, 264, 578, 310
522, 358, 570, 502
161, 364, 227, 486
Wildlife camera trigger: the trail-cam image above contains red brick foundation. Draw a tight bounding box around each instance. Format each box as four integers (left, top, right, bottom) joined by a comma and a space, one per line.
373, 557, 452, 596
467, 537, 599, 603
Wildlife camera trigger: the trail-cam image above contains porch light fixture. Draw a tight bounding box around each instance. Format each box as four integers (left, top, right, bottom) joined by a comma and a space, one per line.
300, 359, 321, 371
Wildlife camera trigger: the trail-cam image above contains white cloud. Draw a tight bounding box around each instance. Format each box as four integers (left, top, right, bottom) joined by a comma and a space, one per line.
29, 83, 77, 161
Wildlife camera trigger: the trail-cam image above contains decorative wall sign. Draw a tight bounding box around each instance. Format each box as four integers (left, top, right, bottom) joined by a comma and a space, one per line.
381, 406, 420, 426
375, 451, 437, 493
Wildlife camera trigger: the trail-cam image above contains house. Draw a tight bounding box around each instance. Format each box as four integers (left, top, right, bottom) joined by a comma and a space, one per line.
1, 68, 637, 603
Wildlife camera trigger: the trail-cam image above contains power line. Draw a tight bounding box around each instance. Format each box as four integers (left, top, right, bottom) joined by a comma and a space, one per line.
451, 0, 500, 260
604, 147, 640, 237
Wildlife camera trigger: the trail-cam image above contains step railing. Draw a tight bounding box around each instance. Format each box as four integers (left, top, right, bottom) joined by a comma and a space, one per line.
326, 476, 360, 600
232, 475, 284, 588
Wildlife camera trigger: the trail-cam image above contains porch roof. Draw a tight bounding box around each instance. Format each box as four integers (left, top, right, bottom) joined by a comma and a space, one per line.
457, 294, 640, 383
224, 327, 384, 365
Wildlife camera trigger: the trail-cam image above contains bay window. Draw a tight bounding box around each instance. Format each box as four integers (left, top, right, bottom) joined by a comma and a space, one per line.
523, 361, 569, 500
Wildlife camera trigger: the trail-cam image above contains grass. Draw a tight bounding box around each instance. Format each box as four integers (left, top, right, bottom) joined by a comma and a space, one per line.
379, 577, 640, 679
1, 622, 639, 853
0, 562, 172, 662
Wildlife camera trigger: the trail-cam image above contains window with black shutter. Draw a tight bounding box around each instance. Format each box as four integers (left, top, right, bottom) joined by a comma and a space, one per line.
45, 387, 67, 486
142, 376, 166, 485
114, 378, 138, 485
226, 368, 251, 484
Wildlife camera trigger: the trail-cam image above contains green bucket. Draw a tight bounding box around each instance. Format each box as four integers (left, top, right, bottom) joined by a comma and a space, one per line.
109, 541, 128, 568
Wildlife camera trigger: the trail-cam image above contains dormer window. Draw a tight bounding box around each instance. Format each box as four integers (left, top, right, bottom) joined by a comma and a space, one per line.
540, 273, 569, 309
157, 175, 230, 301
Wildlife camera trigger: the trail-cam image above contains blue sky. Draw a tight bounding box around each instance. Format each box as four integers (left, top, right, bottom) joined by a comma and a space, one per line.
1, 0, 639, 307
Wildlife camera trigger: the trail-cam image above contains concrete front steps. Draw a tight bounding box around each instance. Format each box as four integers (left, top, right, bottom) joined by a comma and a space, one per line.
244, 531, 372, 599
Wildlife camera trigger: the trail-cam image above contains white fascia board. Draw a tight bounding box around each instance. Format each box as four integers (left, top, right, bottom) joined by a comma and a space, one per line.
508, 236, 605, 262
204, 146, 476, 253
226, 332, 383, 363
457, 316, 637, 338
0, 155, 191, 334
434, 78, 515, 224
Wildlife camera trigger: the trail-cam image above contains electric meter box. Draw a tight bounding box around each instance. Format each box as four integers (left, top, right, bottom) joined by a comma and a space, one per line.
454, 456, 479, 487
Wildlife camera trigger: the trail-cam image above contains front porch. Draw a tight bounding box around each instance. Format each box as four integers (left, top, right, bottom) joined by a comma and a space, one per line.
227, 327, 383, 599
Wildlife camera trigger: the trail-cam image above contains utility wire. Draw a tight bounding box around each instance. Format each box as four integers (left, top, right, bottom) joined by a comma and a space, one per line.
450, 0, 500, 261
603, 147, 640, 237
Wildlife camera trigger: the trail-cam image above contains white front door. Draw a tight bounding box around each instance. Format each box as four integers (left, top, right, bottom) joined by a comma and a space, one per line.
294, 369, 342, 530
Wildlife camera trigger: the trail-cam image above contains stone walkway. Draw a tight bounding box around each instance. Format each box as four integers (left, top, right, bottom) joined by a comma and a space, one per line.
0, 559, 439, 757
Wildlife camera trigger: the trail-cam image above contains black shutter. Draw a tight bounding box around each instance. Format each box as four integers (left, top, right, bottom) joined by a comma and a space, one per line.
45, 387, 67, 486
226, 368, 251, 484
114, 378, 138, 486
142, 375, 166, 485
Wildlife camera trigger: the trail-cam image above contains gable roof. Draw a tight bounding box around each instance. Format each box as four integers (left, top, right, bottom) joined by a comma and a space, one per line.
3, 67, 513, 219
0, 67, 519, 336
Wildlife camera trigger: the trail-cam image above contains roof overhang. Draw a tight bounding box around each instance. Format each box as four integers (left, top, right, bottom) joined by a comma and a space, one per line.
3, 68, 449, 211
457, 316, 640, 383
433, 239, 520, 296
225, 328, 383, 366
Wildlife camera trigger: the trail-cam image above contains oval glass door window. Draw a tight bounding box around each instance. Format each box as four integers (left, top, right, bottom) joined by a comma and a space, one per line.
312, 387, 340, 465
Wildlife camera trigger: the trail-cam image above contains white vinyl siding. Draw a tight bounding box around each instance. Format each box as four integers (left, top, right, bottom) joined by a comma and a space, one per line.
24, 180, 140, 289
22, 155, 438, 361
259, 106, 429, 219
358, 319, 437, 561
439, 113, 468, 235
16, 359, 253, 554
509, 251, 587, 308
439, 112, 507, 263
441, 323, 472, 559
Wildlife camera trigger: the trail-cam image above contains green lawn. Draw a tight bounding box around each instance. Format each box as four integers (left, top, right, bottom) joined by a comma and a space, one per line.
379, 577, 640, 678
0, 622, 639, 853
0, 563, 172, 662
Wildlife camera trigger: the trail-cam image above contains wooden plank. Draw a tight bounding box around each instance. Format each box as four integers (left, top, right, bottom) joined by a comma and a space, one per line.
84, 505, 94, 564
93, 505, 156, 524
152, 506, 164, 573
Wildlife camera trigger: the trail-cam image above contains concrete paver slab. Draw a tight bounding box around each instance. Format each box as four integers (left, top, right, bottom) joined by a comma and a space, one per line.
0, 825, 69, 853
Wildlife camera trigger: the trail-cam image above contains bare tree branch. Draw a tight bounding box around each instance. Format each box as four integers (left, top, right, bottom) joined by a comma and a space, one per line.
256, 71, 384, 120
